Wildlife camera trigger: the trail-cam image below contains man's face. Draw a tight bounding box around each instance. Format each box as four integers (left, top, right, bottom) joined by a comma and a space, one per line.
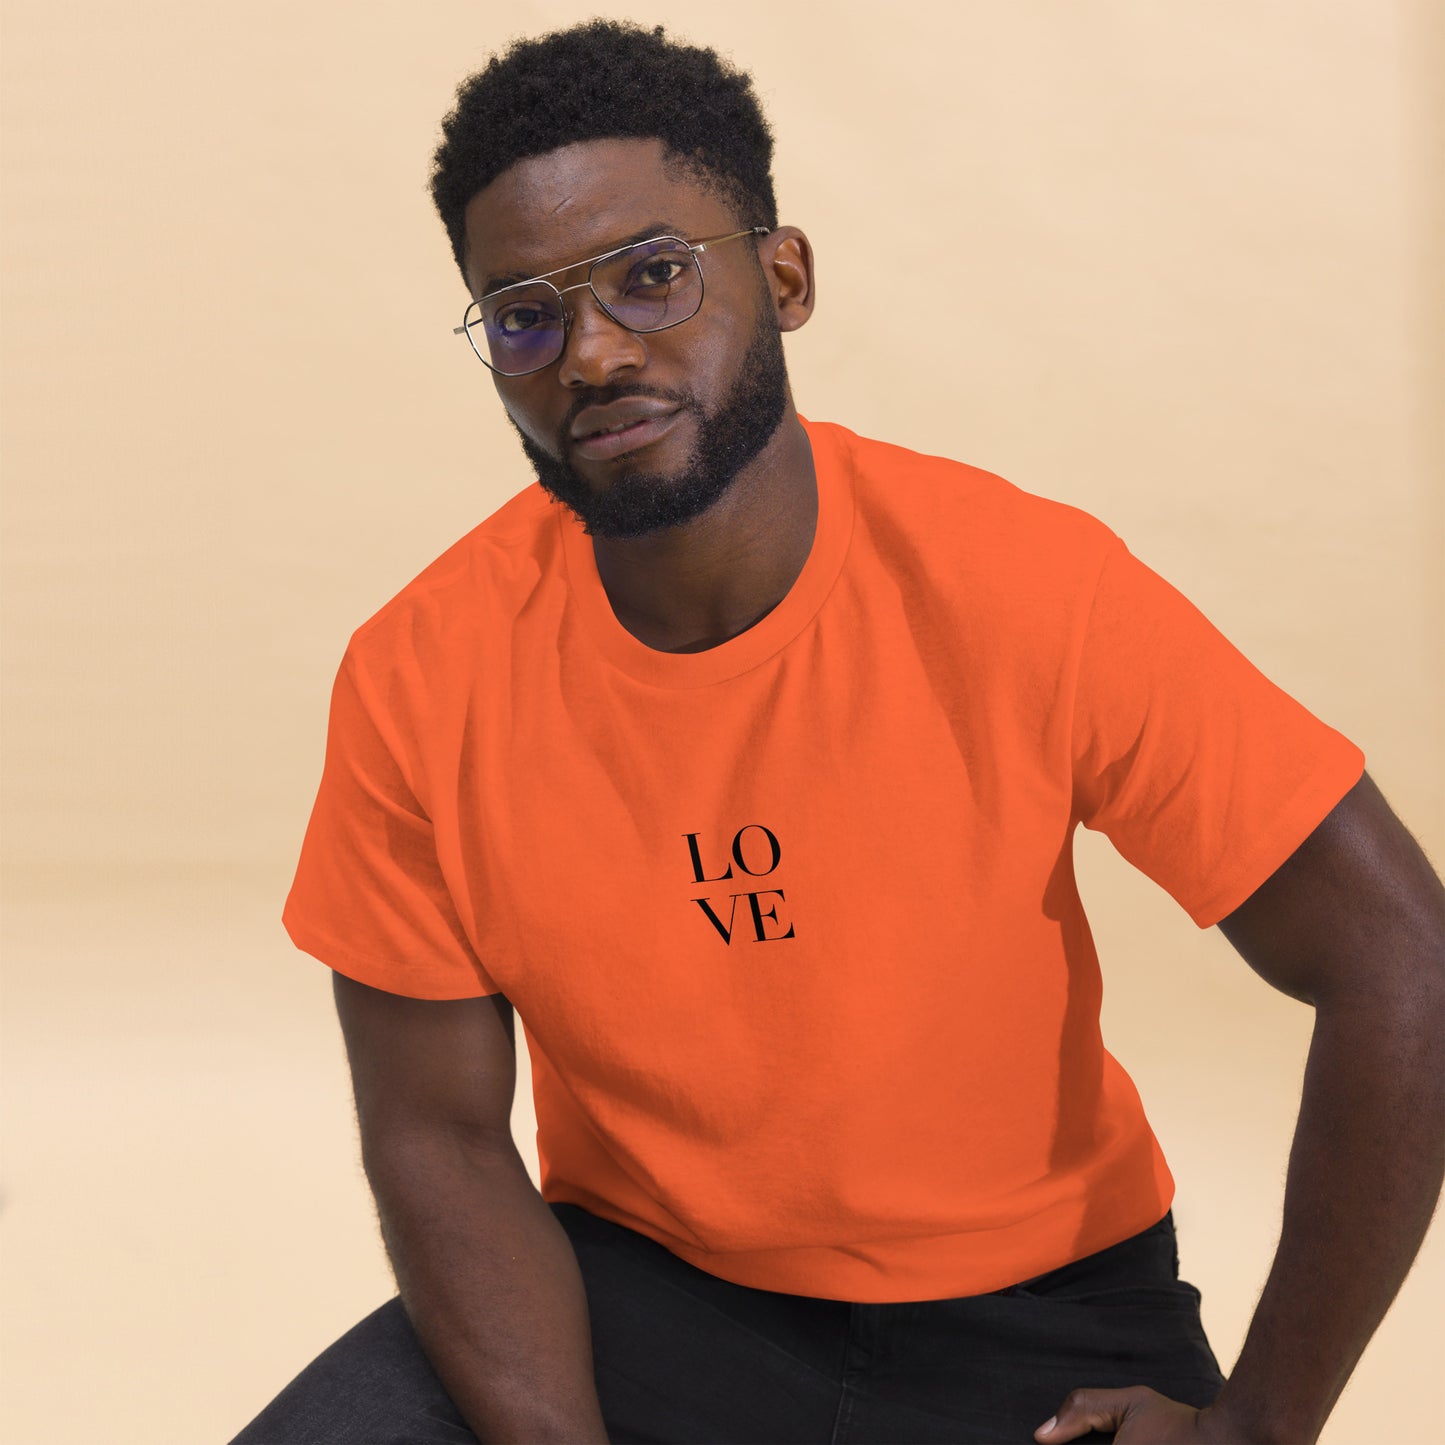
461, 138, 791, 538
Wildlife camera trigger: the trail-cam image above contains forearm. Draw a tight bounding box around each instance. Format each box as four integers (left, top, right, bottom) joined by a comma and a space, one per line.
368, 1130, 609, 1444
1209, 990, 1445, 1444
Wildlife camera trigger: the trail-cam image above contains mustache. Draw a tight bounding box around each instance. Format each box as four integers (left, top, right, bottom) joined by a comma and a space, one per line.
558, 385, 695, 445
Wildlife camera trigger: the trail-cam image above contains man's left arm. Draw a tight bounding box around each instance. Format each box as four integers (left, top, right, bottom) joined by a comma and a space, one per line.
1039, 770, 1445, 1445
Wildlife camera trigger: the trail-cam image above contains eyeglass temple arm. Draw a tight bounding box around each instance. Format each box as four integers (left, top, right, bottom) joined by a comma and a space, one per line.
692, 225, 771, 255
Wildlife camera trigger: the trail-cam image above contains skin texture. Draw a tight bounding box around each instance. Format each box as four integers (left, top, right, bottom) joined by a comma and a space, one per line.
338, 136, 1445, 1444
499, 254, 793, 541
461, 137, 818, 653
330, 978, 610, 1443
1036, 772, 1445, 1444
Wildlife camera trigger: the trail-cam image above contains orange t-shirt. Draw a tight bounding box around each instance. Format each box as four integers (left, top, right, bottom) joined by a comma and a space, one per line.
283, 417, 1364, 1301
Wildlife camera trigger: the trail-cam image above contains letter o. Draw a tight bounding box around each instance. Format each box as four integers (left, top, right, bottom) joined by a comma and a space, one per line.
731, 824, 781, 877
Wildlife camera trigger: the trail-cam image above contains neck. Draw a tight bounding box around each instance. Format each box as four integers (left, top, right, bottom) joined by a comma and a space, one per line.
590, 407, 817, 654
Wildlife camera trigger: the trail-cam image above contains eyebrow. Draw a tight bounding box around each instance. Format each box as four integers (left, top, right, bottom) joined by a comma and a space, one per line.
480, 222, 686, 297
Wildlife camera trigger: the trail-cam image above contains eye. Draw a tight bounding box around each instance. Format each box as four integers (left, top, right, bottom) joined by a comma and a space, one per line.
626, 256, 689, 292
495, 303, 554, 335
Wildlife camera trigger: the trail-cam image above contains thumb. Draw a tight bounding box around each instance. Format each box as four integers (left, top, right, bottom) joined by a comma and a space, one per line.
1036, 1387, 1139, 1442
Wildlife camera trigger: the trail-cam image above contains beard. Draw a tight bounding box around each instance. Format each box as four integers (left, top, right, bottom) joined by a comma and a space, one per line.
507, 310, 790, 540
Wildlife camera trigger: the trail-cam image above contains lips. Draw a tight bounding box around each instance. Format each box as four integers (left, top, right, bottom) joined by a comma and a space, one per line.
569, 400, 683, 462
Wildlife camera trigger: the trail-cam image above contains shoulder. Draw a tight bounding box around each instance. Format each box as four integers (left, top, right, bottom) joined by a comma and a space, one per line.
808, 418, 1119, 606
343, 483, 559, 679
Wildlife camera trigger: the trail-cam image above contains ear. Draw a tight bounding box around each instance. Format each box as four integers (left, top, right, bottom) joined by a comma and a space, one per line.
762, 226, 815, 332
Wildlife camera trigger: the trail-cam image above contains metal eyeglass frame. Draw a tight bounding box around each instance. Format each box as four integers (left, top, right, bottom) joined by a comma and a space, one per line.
453, 226, 770, 377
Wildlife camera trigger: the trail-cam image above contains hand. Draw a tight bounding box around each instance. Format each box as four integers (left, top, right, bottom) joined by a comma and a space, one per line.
1035, 1387, 1245, 1443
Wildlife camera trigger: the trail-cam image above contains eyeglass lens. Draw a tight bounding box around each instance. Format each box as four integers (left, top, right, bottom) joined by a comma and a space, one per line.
464, 238, 703, 375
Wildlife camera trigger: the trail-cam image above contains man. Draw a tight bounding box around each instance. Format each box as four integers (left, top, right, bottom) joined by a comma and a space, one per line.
233, 20, 1445, 1445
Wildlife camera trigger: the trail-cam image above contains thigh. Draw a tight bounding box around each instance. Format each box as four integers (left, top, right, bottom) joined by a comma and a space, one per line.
229, 1206, 850, 1445
228, 1298, 476, 1445
553, 1202, 847, 1445
836, 1212, 1226, 1445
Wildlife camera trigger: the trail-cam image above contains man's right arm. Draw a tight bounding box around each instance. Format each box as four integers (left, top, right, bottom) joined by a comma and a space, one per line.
332, 971, 610, 1444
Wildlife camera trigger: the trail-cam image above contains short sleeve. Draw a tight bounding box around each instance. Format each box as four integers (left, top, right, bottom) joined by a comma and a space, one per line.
282, 648, 500, 999
1071, 537, 1365, 928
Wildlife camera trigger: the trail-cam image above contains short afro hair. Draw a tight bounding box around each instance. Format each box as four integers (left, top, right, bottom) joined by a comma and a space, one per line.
429, 20, 778, 283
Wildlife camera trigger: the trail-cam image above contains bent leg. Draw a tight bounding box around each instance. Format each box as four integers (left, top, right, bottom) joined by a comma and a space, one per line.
833, 1212, 1226, 1445
554, 1202, 846, 1444
229, 1201, 848, 1445
228, 1298, 476, 1445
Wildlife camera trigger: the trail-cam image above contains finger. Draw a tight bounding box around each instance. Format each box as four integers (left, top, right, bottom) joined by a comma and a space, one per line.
1035, 1386, 1150, 1442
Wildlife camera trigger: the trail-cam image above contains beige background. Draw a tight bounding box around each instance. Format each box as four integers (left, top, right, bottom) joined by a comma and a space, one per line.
2, 1, 1441, 1442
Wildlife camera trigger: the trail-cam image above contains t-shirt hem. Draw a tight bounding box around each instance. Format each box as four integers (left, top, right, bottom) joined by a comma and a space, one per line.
281, 907, 501, 1000
1184, 744, 1366, 929
555, 1169, 1176, 1303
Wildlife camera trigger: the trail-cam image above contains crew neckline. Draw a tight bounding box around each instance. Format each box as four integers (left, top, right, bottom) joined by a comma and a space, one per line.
557, 416, 855, 689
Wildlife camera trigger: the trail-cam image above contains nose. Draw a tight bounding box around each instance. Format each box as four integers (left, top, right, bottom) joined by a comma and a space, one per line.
555, 286, 648, 389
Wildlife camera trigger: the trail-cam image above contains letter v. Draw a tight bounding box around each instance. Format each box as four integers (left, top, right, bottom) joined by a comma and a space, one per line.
692, 894, 743, 944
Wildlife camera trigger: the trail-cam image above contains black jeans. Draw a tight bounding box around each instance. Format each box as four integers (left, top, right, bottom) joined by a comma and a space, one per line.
231, 1203, 1225, 1444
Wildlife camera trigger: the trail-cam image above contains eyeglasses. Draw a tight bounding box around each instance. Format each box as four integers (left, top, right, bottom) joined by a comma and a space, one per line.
453, 226, 769, 377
